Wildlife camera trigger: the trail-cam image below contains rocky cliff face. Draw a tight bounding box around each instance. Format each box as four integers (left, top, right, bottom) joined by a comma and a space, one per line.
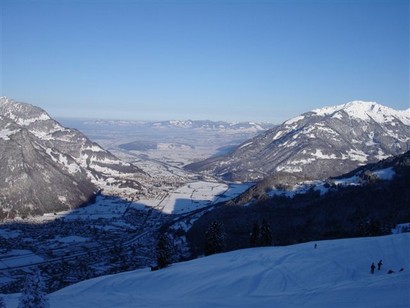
0, 97, 146, 217
186, 101, 410, 181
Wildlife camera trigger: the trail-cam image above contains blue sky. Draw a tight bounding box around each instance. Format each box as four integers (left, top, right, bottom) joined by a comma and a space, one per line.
1, 0, 409, 123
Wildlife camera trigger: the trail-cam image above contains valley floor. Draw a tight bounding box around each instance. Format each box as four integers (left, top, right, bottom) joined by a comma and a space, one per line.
0, 180, 251, 293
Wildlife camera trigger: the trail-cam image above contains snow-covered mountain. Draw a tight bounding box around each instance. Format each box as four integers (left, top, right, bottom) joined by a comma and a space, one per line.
0, 97, 147, 217
186, 101, 410, 181
10, 233, 405, 307
0, 114, 97, 217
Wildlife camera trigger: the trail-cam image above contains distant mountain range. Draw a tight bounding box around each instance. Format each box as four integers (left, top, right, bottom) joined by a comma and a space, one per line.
0, 97, 146, 217
186, 101, 410, 181
59, 118, 276, 167
84, 119, 275, 133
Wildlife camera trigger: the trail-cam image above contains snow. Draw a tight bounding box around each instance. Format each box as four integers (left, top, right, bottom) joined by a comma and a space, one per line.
56, 236, 88, 244
0, 128, 19, 140
333, 175, 361, 186
0, 229, 21, 239
288, 158, 315, 165
316, 125, 339, 136
44, 148, 82, 174
345, 149, 368, 162
0, 250, 43, 269
270, 132, 281, 142
276, 165, 303, 173
375, 149, 389, 161
238, 141, 253, 150
392, 223, 410, 234
311, 149, 337, 159
373, 167, 395, 180
83, 144, 105, 152
6, 233, 402, 307
28, 182, 249, 224
313, 101, 410, 125
284, 115, 305, 125
8, 113, 50, 126
61, 195, 130, 220
269, 180, 330, 197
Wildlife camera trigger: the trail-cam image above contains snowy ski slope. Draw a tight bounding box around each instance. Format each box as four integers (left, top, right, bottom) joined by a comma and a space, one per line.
18, 233, 408, 307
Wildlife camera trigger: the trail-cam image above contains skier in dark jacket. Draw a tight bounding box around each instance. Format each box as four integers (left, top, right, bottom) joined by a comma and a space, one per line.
370, 262, 376, 274
377, 260, 383, 270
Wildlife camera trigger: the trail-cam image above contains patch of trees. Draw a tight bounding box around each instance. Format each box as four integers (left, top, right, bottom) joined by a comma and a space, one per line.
204, 221, 225, 256
250, 220, 272, 247
155, 233, 174, 269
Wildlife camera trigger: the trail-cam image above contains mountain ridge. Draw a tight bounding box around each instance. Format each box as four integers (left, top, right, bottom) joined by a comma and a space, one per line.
186, 101, 410, 181
0, 97, 147, 217
77, 118, 275, 133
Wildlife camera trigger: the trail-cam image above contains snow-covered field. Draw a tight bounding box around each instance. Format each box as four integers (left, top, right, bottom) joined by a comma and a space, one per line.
31, 195, 133, 222
5, 233, 408, 307
133, 181, 251, 215
0, 250, 43, 269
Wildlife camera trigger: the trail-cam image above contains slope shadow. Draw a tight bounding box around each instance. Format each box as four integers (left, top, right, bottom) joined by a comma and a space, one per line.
0, 194, 172, 292
0, 183, 248, 294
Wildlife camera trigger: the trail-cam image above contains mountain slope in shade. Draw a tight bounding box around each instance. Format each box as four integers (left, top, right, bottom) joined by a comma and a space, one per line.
186, 101, 410, 181
229, 150, 410, 207
0, 98, 147, 217
0, 115, 97, 217
31, 234, 410, 307
185, 150, 410, 256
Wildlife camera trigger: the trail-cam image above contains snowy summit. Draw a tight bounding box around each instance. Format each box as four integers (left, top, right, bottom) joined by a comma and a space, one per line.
312, 101, 410, 125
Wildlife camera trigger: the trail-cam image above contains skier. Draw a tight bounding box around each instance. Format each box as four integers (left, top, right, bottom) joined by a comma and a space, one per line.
377, 260, 383, 270
314, 243, 317, 249
370, 262, 376, 274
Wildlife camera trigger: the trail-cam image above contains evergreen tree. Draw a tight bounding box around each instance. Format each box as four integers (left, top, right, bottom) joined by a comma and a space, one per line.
0, 296, 5, 308
250, 222, 261, 247
204, 221, 225, 256
156, 233, 173, 269
18, 267, 49, 308
260, 219, 273, 246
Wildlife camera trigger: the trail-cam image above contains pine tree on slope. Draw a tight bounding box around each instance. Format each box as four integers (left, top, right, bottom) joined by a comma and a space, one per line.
204, 221, 225, 256
260, 219, 273, 246
250, 222, 261, 247
156, 233, 173, 269
18, 267, 49, 308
